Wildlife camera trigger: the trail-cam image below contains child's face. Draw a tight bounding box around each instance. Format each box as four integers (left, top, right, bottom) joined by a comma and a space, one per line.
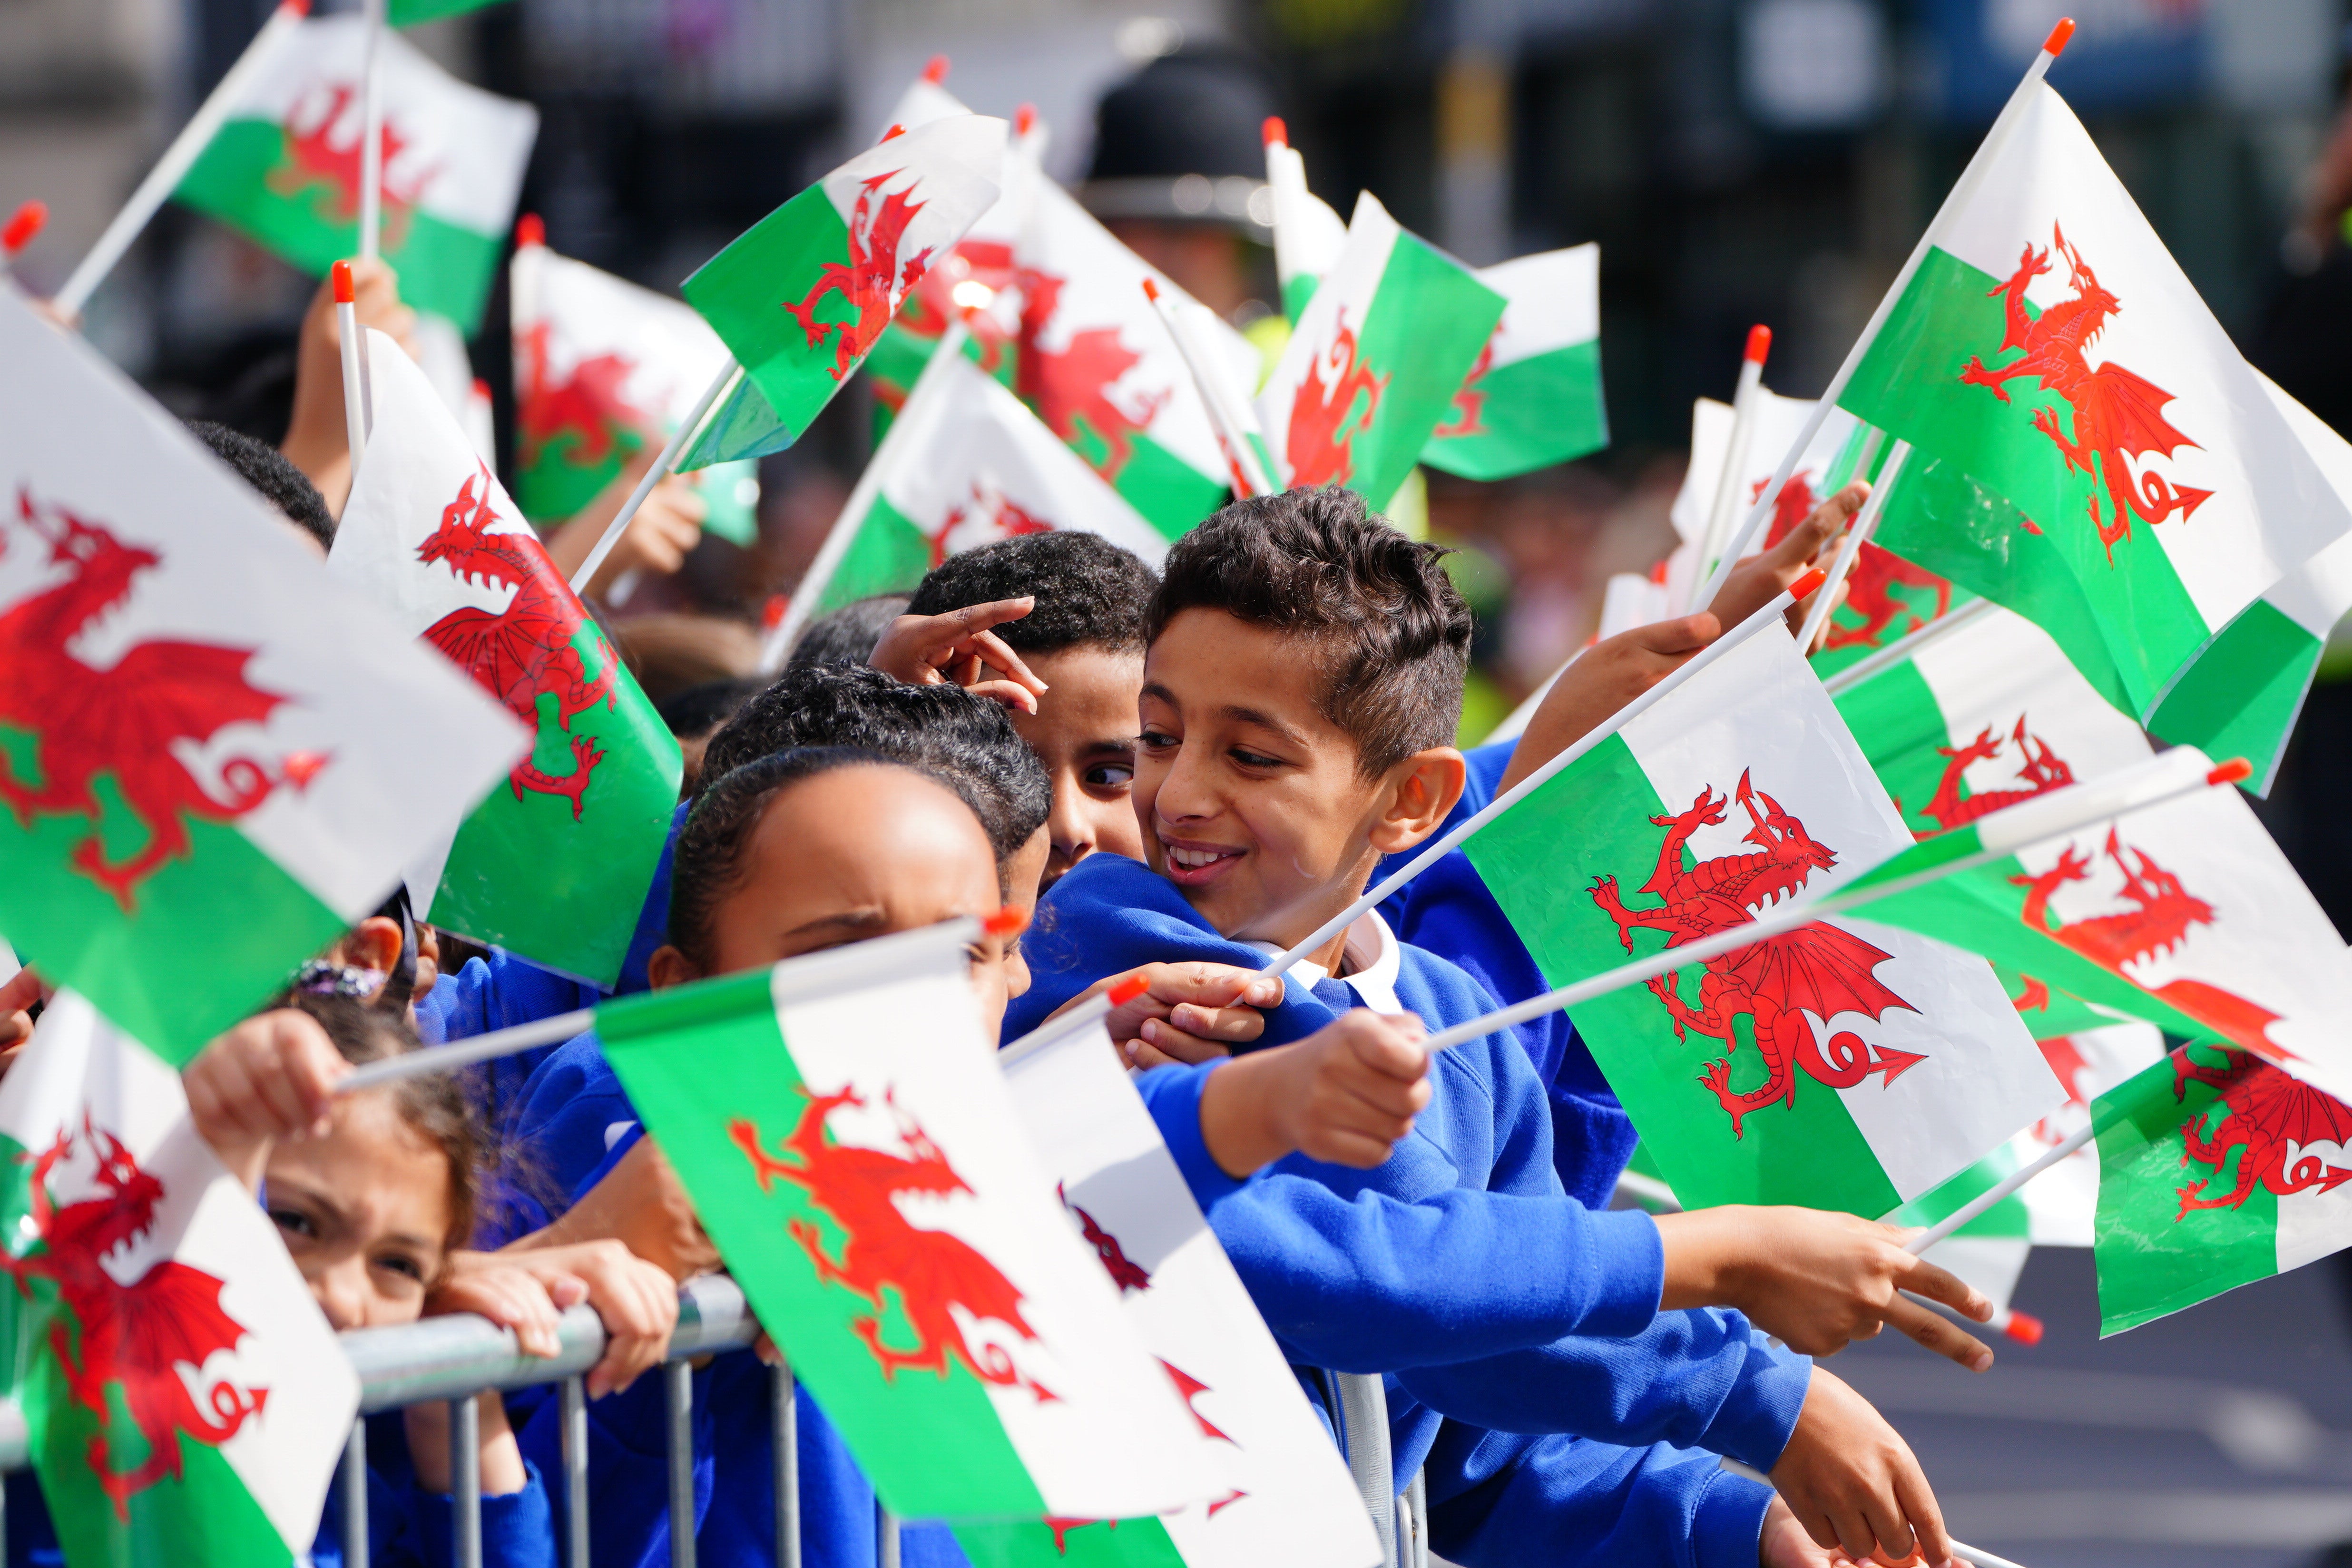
265, 1093, 452, 1332
654, 764, 1017, 1038
1136, 608, 1432, 947
1006, 644, 1148, 889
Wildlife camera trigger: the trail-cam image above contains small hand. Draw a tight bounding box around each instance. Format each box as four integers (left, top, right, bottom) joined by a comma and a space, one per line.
1709, 479, 1869, 633
867, 598, 1049, 713
477, 1237, 681, 1397
1196, 1010, 1433, 1176
183, 1010, 352, 1192
1768, 1369, 1959, 1567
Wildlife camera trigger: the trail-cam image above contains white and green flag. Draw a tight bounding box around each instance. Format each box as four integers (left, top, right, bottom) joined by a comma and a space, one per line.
1421, 245, 1607, 481
962, 1019, 1385, 1568
1263, 120, 1346, 322
173, 14, 537, 331
0, 992, 357, 1568
332, 330, 683, 986
1454, 624, 2059, 1215
1254, 192, 1504, 514
1838, 81, 2352, 722
0, 289, 524, 1062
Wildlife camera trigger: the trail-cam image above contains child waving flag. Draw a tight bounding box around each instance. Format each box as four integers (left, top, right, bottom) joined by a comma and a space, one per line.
331, 329, 681, 987
0, 289, 522, 1062
171, 12, 536, 331
1, 992, 358, 1568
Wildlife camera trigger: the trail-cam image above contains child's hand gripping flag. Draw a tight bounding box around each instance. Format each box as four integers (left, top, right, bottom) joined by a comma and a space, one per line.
595, 922, 1222, 1521
1419, 245, 1608, 481
677, 115, 1007, 464
331, 329, 682, 987
0, 992, 358, 1568
171, 12, 536, 331
957, 1012, 1384, 1568
1835, 80, 2352, 724
0, 290, 523, 1063
1452, 621, 2062, 1216
1254, 192, 1504, 514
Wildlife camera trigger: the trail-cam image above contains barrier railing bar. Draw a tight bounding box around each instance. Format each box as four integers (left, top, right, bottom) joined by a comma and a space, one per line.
453, 1394, 483, 1568
561, 1374, 590, 1568
343, 1417, 369, 1568
666, 1359, 696, 1568
1335, 1372, 1396, 1568
878, 1500, 902, 1568
1406, 1466, 1428, 1568
774, 1362, 801, 1568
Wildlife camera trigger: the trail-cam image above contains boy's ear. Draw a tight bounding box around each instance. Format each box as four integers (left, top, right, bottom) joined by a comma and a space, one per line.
646, 945, 703, 991
1368, 747, 1467, 856
341, 916, 404, 976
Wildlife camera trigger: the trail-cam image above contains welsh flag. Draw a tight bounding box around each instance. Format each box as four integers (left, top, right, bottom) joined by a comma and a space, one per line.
1420, 245, 1607, 481
0, 289, 524, 1062
2093, 1040, 2352, 1333
390, 0, 507, 24
510, 228, 758, 543
959, 1018, 1384, 1568
1456, 623, 2058, 1215
1, 992, 357, 1568
797, 351, 1171, 622
2142, 373, 2352, 794
596, 924, 1222, 1520
1835, 82, 2352, 722
1013, 179, 1261, 538
331, 329, 682, 986
680, 116, 1005, 453
1262, 118, 1346, 321
1254, 192, 1504, 514
172, 14, 537, 331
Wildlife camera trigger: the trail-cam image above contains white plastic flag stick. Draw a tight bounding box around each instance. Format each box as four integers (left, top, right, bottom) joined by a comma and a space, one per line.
51, 0, 310, 317
1694, 324, 1771, 588
332, 261, 371, 491
0, 200, 46, 279
358, 0, 386, 262
1690, 17, 2079, 611
339, 1007, 596, 1093
997, 974, 1149, 1068
1255, 566, 1830, 977
1821, 594, 1998, 696
1795, 439, 1910, 653
567, 359, 739, 595
1901, 1286, 2044, 1345
1716, 1460, 2034, 1568
1415, 747, 2247, 1054
1902, 1121, 2095, 1256
1142, 276, 1273, 497
758, 323, 970, 670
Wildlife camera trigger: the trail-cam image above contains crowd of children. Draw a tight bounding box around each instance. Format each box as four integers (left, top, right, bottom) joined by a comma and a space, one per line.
0, 355, 2001, 1565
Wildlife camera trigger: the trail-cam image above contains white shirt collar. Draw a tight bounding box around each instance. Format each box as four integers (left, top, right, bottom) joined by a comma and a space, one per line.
1245, 910, 1402, 1014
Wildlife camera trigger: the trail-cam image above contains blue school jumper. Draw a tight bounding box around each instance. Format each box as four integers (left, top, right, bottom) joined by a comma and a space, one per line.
1371, 737, 1639, 1209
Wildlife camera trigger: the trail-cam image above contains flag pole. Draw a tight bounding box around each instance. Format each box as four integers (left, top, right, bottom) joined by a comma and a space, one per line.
339, 1007, 598, 1094
0, 200, 47, 278
1255, 567, 1829, 979
1689, 16, 2077, 612
1715, 1460, 2037, 1568
1692, 324, 1771, 595
1416, 749, 2248, 1054
1794, 439, 1909, 652
566, 359, 740, 595
51, 0, 310, 318
757, 322, 970, 671
333, 260, 371, 496
1142, 276, 1274, 497
1821, 594, 1998, 696
997, 974, 1151, 1069
358, 0, 386, 263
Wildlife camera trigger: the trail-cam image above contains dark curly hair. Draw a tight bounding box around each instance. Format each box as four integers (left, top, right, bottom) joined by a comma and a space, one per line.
906, 532, 1159, 656
189, 419, 335, 550
1147, 488, 1471, 777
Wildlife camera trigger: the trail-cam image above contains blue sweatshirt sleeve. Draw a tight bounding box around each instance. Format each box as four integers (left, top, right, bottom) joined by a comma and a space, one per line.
1422, 1424, 1773, 1568
392, 1460, 558, 1568
1396, 1313, 1813, 1467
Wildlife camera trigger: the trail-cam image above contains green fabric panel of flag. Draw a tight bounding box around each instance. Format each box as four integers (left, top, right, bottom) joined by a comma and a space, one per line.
1887, 1139, 2032, 1241
1420, 340, 1608, 482
596, 970, 1047, 1518
818, 496, 935, 617
1459, 732, 1897, 1216
0, 724, 346, 1065
2092, 1044, 2276, 1335
681, 186, 859, 443
1806, 424, 1977, 679
429, 620, 681, 989
679, 373, 795, 473
389, 0, 507, 23
2145, 596, 2316, 794
955, 1517, 1188, 1568
1107, 435, 1230, 541
174, 119, 504, 333
1344, 236, 1505, 515
1829, 654, 1963, 839
1840, 248, 2204, 717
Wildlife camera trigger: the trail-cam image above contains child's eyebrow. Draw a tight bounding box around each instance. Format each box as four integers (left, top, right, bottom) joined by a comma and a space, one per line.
1216, 704, 1312, 749
265, 1176, 349, 1234
783, 908, 893, 941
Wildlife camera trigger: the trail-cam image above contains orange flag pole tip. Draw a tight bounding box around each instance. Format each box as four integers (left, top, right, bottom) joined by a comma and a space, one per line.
1015, 104, 1037, 137
922, 54, 949, 84
514, 213, 545, 248
331, 259, 355, 303
982, 906, 1028, 938
1263, 116, 1288, 147
2043, 17, 2074, 55
1743, 323, 1772, 364
1140, 276, 1162, 303
1790, 566, 1829, 601
2002, 1308, 2045, 1346
880, 123, 906, 143
2208, 757, 2253, 786
2, 200, 47, 255
1107, 974, 1152, 1007
283, 0, 310, 14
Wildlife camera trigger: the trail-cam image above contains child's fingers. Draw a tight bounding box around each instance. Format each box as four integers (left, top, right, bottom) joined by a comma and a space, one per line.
1351, 1014, 1432, 1081
1134, 1019, 1232, 1065
232, 1035, 325, 1139
925, 596, 1037, 640
0, 965, 45, 1020
1164, 1002, 1266, 1042
1891, 1455, 1953, 1566
1880, 1294, 1993, 1372
962, 677, 1043, 715
1888, 1252, 1992, 1323
960, 630, 1049, 696
1150, 963, 1284, 1010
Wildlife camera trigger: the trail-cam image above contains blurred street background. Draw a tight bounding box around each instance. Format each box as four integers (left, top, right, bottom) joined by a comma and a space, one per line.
10, 4, 2352, 1556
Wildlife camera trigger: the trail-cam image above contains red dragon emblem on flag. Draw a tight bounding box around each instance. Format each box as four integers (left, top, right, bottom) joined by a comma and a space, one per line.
1058, 1184, 1150, 1294
1901, 715, 2076, 840
266, 82, 439, 250
416, 465, 615, 816
2011, 827, 2285, 1058
0, 490, 318, 908
1285, 314, 1388, 490
1430, 327, 1498, 440
1758, 471, 1953, 652
2, 1118, 267, 1517
1960, 223, 2212, 562
1014, 269, 1170, 485
931, 480, 1053, 568
787, 170, 937, 382
2168, 1045, 2352, 1217
733, 1087, 1056, 1400
1589, 771, 1923, 1136
896, 239, 1020, 376
517, 321, 656, 477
